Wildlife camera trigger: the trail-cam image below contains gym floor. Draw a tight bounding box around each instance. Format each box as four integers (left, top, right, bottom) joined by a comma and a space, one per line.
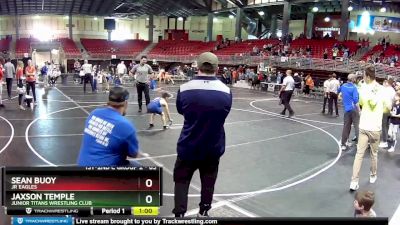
0, 79, 399, 223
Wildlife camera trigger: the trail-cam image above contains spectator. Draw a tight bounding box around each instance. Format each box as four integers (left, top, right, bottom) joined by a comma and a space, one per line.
25, 60, 37, 105
328, 73, 340, 117
322, 76, 332, 114
379, 79, 396, 149
82, 59, 94, 93
0, 60, 3, 107
350, 66, 391, 191
293, 73, 302, 96
354, 191, 376, 217
338, 73, 360, 151
173, 52, 232, 217
323, 49, 328, 60
304, 74, 314, 96
4, 58, 15, 99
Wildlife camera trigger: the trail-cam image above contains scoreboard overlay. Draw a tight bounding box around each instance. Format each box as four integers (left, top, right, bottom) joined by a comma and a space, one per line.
1, 167, 162, 216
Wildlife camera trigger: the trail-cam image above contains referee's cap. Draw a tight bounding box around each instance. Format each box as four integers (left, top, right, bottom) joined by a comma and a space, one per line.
109, 87, 130, 103
197, 52, 218, 68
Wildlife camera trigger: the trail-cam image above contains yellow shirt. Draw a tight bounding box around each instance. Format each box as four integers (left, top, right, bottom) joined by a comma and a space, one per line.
359, 81, 391, 131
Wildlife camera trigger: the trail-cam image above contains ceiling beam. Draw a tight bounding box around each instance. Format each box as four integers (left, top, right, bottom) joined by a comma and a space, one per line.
13, 0, 17, 14
94, 0, 105, 15
89, 0, 101, 15
69, 0, 76, 14
78, 0, 85, 14
5, 0, 10, 15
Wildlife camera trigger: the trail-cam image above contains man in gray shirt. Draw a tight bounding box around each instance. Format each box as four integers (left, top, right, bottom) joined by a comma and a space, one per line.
4, 58, 15, 99
131, 56, 153, 112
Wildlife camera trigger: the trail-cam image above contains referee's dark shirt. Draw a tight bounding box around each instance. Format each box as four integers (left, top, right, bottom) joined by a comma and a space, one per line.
176, 76, 232, 161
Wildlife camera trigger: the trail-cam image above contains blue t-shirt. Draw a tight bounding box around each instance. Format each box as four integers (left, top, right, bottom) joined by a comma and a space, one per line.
338, 82, 359, 112
77, 107, 139, 166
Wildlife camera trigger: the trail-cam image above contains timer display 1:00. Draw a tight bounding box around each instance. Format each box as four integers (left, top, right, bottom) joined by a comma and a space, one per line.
133, 207, 159, 216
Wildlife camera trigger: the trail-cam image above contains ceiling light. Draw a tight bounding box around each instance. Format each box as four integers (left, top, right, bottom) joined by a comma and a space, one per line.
64, 16, 69, 19
229, 15, 234, 19
34, 15, 40, 19
213, 18, 218, 22
312, 7, 319, 12
324, 16, 330, 22
258, 11, 265, 16
348, 6, 353, 11
178, 17, 183, 21
94, 17, 98, 20
146, 17, 149, 21
380, 7, 386, 12
389, 20, 392, 23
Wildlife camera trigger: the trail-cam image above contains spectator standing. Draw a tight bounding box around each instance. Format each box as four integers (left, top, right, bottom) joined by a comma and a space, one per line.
293, 73, 302, 96
4, 58, 15, 99
328, 73, 340, 117
82, 60, 94, 93
0, 61, 4, 107
350, 67, 391, 191
322, 76, 332, 114
173, 52, 232, 217
131, 56, 153, 113
379, 79, 395, 148
25, 60, 37, 105
338, 74, 360, 151
16, 61, 24, 86
74, 59, 81, 84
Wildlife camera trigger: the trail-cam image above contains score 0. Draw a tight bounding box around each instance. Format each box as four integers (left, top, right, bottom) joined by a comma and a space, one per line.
141, 178, 156, 205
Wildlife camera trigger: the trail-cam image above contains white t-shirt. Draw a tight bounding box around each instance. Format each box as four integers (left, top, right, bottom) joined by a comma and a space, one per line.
382, 85, 395, 110
282, 76, 295, 91
328, 79, 340, 93
117, 63, 127, 75
323, 80, 330, 93
82, 63, 92, 74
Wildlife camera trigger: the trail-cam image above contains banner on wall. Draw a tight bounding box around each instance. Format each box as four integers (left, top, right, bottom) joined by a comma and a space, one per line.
372, 16, 400, 32
357, 15, 400, 33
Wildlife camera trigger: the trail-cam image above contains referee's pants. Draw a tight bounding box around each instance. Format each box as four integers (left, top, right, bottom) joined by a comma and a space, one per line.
281, 90, 294, 115
136, 82, 150, 110
173, 157, 219, 216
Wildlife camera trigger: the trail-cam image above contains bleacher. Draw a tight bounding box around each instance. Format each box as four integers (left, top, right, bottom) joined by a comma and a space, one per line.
58, 38, 81, 58
81, 39, 150, 58
0, 38, 11, 53
361, 44, 400, 67
148, 40, 216, 57
213, 39, 280, 56
290, 39, 359, 58
15, 38, 32, 58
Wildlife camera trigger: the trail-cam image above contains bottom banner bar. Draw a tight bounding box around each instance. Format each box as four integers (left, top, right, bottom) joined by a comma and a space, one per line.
11, 216, 73, 225
10, 217, 388, 225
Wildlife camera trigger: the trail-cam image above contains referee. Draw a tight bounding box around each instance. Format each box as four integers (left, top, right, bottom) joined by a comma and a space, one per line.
173, 52, 232, 217
279, 70, 295, 117
131, 56, 153, 112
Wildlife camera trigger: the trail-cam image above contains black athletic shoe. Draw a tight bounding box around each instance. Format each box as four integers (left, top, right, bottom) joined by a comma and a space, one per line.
175, 214, 184, 218
149, 124, 154, 128
288, 113, 294, 118
163, 125, 169, 130
280, 112, 285, 116
352, 136, 358, 142
138, 109, 142, 113
0, 104, 4, 108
